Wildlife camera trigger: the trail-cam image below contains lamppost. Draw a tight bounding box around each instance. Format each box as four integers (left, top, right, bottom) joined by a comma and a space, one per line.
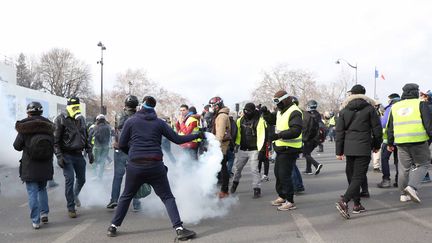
97, 41, 106, 114
128, 81, 133, 95
336, 58, 358, 85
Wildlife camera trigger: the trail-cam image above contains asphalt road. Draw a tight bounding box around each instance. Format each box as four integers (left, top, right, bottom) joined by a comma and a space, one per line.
1, 142, 432, 243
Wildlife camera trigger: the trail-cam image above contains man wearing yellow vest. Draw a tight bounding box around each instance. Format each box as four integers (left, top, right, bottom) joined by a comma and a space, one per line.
267, 90, 303, 211
335, 84, 382, 219
230, 103, 267, 199
387, 83, 432, 203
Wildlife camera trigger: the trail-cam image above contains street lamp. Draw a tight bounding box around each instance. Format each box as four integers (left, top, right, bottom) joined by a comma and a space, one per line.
128, 81, 133, 95
97, 41, 106, 114
336, 58, 358, 84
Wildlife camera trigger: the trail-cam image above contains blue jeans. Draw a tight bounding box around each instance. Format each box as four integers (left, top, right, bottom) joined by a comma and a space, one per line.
25, 181, 49, 224
62, 153, 86, 211
92, 146, 109, 179
110, 150, 140, 209
112, 162, 182, 228
381, 143, 399, 181
291, 164, 304, 190
227, 149, 235, 175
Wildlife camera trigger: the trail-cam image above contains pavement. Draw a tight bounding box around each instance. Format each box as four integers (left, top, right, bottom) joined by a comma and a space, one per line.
1, 141, 432, 243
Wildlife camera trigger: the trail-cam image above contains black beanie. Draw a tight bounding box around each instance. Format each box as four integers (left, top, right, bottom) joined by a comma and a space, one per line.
348, 84, 366, 95
143, 96, 156, 108
244, 103, 256, 112
67, 97, 80, 105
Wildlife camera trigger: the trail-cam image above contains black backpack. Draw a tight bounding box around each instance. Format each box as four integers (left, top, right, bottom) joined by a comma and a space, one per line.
28, 134, 54, 161
306, 112, 320, 141
94, 124, 111, 146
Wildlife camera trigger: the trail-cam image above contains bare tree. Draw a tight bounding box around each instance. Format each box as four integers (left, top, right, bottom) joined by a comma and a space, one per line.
35, 48, 92, 98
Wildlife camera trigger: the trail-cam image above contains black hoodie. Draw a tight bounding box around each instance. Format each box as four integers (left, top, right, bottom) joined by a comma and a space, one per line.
336, 94, 383, 156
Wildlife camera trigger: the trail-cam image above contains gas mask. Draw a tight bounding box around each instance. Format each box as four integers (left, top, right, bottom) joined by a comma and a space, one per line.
209, 107, 215, 113
273, 93, 289, 111
66, 104, 82, 119
243, 109, 254, 119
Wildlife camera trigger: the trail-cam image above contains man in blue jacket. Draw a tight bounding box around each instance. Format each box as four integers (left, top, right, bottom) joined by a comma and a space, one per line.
107, 96, 205, 241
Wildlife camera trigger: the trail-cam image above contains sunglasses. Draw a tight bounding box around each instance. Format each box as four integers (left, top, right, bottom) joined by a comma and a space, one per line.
272, 93, 289, 104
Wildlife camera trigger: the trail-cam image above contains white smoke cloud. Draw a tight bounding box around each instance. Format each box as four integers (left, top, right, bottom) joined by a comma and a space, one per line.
78, 132, 237, 224
0, 85, 21, 168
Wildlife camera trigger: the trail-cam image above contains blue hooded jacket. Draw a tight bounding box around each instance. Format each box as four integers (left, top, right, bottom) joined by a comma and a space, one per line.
119, 108, 199, 163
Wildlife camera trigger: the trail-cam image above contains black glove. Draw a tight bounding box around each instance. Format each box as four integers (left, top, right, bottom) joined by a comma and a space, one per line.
87, 151, 95, 164
57, 156, 65, 169
269, 133, 280, 141
197, 131, 206, 140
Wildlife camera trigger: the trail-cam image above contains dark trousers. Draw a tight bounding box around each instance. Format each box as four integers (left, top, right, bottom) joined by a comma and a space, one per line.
274, 153, 297, 203
220, 155, 229, 193
381, 143, 399, 181
62, 153, 86, 211
303, 141, 320, 172
111, 162, 182, 228
291, 164, 304, 190
343, 156, 370, 205
258, 150, 269, 176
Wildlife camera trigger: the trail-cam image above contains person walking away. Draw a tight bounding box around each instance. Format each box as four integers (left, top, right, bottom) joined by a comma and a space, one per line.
335, 85, 382, 219
88, 114, 111, 180
328, 112, 336, 142
107, 96, 204, 241
377, 93, 400, 188
230, 103, 267, 198
263, 91, 303, 211
54, 97, 94, 218
13, 102, 54, 229
387, 83, 432, 203
302, 100, 323, 175
106, 95, 141, 210
208, 96, 231, 198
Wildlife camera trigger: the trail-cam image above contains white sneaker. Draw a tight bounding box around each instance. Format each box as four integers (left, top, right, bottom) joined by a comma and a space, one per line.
261, 175, 270, 182
404, 186, 420, 203
277, 201, 297, 211
32, 223, 40, 229
400, 195, 411, 202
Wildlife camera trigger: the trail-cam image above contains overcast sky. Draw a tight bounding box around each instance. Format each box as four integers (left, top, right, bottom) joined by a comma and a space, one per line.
1, 0, 431, 110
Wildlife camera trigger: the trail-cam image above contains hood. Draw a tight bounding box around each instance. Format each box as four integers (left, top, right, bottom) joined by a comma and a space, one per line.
340, 94, 376, 111
136, 108, 157, 121
15, 116, 54, 135
218, 107, 230, 115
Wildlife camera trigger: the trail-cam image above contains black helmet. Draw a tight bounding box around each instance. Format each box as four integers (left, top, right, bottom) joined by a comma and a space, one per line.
26, 101, 43, 115
306, 100, 318, 111
124, 95, 139, 108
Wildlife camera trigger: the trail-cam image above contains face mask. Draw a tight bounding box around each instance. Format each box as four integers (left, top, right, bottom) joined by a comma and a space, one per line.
66, 104, 82, 119
276, 102, 285, 111
209, 107, 214, 113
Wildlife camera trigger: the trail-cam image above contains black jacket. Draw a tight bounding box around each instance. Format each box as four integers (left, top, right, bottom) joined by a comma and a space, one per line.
336, 94, 382, 156
13, 116, 54, 182
54, 113, 91, 159
302, 110, 321, 143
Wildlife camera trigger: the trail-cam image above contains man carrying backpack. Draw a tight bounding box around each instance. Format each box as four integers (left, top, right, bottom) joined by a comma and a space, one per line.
89, 114, 112, 180
54, 97, 94, 218
13, 102, 55, 229
302, 100, 323, 175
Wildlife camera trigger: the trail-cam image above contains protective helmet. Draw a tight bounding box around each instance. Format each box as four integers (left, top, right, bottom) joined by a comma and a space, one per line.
26, 101, 43, 115
329, 111, 335, 117
209, 96, 224, 108
124, 95, 139, 108
306, 100, 318, 111
96, 114, 106, 121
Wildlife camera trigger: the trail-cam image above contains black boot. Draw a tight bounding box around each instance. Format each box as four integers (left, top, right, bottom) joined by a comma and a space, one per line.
176, 227, 196, 241
253, 188, 261, 199
230, 181, 239, 193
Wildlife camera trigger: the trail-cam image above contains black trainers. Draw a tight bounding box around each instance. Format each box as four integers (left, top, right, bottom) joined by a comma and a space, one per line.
176, 227, 196, 241
360, 191, 370, 198
352, 204, 366, 214
335, 200, 350, 219
107, 225, 117, 237
230, 181, 239, 194
106, 201, 118, 209
41, 215, 48, 224
315, 164, 323, 175
253, 188, 261, 199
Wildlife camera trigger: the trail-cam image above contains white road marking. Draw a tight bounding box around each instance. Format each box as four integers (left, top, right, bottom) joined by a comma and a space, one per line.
374, 199, 432, 229
292, 213, 325, 243
51, 218, 96, 243
19, 187, 59, 208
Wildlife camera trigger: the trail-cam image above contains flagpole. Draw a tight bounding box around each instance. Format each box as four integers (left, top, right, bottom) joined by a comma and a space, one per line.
374, 66, 377, 100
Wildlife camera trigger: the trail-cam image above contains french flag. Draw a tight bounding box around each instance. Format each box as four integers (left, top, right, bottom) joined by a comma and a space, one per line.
375, 69, 385, 80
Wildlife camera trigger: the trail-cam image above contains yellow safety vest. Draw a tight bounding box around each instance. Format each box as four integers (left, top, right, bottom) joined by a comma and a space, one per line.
391, 99, 428, 144
89, 124, 96, 145
235, 117, 267, 151
329, 116, 336, 126
179, 116, 202, 143
275, 105, 303, 148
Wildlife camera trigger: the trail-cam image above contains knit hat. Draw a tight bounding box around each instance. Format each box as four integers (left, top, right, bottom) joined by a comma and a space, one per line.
142, 96, 156, 108
244, 103, 256, 112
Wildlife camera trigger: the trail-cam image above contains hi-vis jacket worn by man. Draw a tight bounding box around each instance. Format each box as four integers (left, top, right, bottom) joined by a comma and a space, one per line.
230, 103, 267, 199
387, 83, 432, 203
